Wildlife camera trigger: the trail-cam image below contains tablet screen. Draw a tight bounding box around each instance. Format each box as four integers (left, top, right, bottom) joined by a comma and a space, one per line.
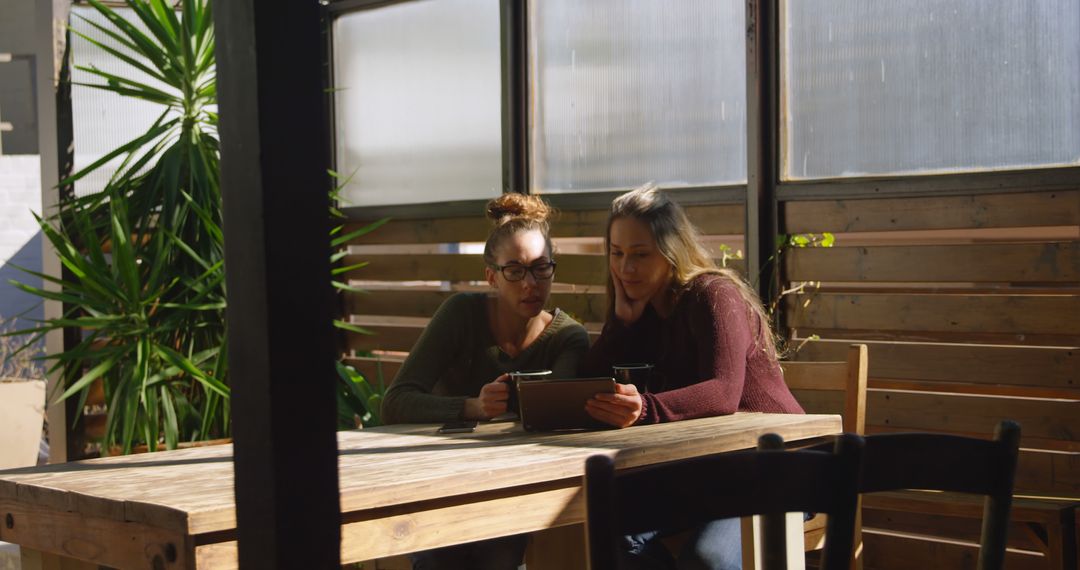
516, 377, 616, 431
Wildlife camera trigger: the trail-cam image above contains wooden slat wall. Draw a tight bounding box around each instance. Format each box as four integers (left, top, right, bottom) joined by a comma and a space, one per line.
339, 204, 746, 360
782, 189, 1080, 567
342, 204, 744, 245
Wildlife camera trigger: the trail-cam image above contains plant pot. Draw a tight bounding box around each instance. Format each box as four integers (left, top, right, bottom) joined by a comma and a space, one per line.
107, 437, 233, 457
0, 378, 46, 469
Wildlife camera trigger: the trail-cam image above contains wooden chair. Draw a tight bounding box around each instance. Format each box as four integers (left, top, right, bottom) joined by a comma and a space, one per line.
856, 420, 1021, 570
584, 433, 865, 570
780, 343, 868, 568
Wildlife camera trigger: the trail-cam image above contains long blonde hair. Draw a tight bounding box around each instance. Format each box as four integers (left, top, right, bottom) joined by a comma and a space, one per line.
482, 193, 555, 265
606, 182, 778, 357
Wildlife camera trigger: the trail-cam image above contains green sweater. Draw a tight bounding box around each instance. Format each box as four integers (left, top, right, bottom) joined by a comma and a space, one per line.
381, 292, 591, 424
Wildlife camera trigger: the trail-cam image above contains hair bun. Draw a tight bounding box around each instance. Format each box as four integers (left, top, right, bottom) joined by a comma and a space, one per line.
486, 193, 553, 226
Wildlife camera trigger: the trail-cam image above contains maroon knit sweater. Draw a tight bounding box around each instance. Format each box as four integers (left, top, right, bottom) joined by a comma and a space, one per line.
580, 274, 803, 423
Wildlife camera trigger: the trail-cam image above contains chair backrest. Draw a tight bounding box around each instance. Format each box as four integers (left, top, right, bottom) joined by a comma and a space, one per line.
781, 343, 868, 435
860, 420, 1022, 570
585, 433, 865, 570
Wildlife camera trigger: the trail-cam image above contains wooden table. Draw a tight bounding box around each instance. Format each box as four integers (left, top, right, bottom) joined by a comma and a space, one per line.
0, 412, 840, 569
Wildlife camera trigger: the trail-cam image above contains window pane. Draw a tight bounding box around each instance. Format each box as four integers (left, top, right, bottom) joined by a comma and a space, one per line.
530, 0, 747, 193
784, 1, 1080, 180
71, 6, 177, 197
333, 0, 502, 207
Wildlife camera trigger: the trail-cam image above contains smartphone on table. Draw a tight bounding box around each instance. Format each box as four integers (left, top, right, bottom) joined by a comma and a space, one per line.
437, 420, 478, 434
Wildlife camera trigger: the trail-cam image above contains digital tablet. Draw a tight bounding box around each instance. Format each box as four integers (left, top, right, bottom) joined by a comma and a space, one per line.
516, 377, 616, 432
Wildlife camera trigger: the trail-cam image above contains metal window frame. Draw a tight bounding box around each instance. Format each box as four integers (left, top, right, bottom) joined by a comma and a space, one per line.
324, 0, 1080, 214
776, 165, 1080, 202
323, 0, 518, 219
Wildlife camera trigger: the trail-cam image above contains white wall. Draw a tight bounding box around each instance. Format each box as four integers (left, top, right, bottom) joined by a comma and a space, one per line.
0, 154, 43, 324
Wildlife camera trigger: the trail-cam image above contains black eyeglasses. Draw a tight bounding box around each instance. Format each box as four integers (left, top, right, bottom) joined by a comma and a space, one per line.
489, 261, 557, 282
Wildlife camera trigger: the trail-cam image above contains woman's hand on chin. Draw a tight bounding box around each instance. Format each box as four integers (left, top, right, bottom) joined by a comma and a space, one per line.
465, 374, 512, 419
612, 274, 649, 326
586, 383, 643, 428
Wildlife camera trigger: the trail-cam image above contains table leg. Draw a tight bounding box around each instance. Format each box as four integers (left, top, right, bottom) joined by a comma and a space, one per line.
741, 513, 808, 570
19, 547, 98, 570
525, 524, 587, 570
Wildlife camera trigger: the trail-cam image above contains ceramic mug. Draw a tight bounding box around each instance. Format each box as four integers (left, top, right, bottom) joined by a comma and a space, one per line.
507, 369, 553, 415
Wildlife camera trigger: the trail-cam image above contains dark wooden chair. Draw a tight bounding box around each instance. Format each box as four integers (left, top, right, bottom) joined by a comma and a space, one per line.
584, 433, 865, 570
857, 420, 1022, 570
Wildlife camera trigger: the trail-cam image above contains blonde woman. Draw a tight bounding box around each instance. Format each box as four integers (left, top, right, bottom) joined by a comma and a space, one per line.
382, 193, 589, 570
580, 182, 802, 569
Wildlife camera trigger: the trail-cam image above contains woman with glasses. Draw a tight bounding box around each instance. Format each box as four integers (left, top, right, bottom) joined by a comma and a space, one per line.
381, 193, 589, 570
579, 182, 803, 570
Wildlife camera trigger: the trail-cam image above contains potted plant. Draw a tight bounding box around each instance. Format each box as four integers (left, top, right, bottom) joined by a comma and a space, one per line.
8, 0, 226, 455
8, 0, 392, 454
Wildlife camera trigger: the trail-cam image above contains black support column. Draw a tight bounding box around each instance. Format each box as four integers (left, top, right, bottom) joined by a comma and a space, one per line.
214, 1, 341, 568
500, 0, 529, 194
745, 0, 781, 304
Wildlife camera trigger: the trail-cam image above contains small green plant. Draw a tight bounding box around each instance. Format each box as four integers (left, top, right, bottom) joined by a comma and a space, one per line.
328, 171, 388, 337
766, 232, 836, 358
335, 361, 385, 429
715, 243, 742, 268
786, 232, 835, 249
328, 171, 389, 429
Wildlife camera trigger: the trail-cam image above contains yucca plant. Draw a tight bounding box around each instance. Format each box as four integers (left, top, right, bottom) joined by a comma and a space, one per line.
8, 0, 225, 454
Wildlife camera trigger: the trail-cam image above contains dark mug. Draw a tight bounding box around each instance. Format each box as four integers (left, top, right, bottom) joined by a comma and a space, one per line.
612, 363, 654, 393
507, 369, 552, 415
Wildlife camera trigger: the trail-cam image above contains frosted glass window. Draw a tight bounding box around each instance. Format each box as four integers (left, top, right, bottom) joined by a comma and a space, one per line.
783, 1, 1080, 180
71, 6, 178, 197
333, 0, 502, 207
530, 0, 747, 193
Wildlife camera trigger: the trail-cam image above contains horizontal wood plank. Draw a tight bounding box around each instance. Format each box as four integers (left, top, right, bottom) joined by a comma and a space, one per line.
785, 242, 1080, 283
791, 389, 1079, 450
791, 340, 1078, 394
790, 390, 845, 418
345, 324, 426, 353
343, 204, 744, 245
861, 508, 1047, 553
788, 327, 1079, 348
0, 501, 189, 570
863, 490, 1076, 523
867, 391, 1078, 450
780, 361, 850, 391
342, 217, 490, 245
343, 357, 403, 385
860, 529, 1045, 570
345, 290, 609, 324
345, 290, 456, 319
343, 253, 743, 284
784, 293, 1080, 336
197, 483, 586, 569
344, 322, 602, 355
342, 253, 604, 285
1014, 449, 1080, 496
783, 190, 1080, 233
